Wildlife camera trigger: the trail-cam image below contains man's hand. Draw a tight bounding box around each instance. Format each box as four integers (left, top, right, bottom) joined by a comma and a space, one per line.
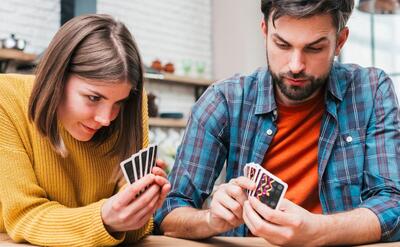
207, 177, 256, 235
243, 197, 323, 246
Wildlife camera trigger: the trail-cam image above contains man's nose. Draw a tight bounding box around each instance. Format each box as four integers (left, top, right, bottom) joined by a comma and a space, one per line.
288, 51, 306, 75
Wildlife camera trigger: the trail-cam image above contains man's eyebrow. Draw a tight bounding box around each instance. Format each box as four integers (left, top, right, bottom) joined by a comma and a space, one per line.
307, 37, 329, 46
272, 34, 290, 45
272, 34, 328, 46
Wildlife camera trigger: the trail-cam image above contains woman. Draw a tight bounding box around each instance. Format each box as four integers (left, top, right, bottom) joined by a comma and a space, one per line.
0, 14, 170, 246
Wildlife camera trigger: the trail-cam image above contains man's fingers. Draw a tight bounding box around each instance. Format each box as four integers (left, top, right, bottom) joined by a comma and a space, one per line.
118, 174, 155, 206
217, 192, 243, 220
212, 202, 241, 227
230, 176, 256, 191
225, 185, 248, 206
225, 177, 254, 205
243, 200, 285, 238
276, 198, 298, 212
249, 197, 294, 226
243, 201, 256, 233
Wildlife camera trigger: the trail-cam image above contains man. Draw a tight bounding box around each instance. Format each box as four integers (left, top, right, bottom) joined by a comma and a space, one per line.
155, 0, 400, 245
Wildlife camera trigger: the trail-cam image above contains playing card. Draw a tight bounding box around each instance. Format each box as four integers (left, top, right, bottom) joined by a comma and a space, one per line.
140, 149, 148, 176
120, 145, 159, 184
147, 145, 156, 174
244, 163, 258, 182
252, 169, 288, 210
244, 162, 259, 194
133, 154, 142, 180
152, 145, 158, 167
244, 163, 288, 209
120, 158, 135, 184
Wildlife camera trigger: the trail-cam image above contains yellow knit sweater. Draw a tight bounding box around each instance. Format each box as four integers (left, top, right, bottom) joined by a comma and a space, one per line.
0, 74, 152, 246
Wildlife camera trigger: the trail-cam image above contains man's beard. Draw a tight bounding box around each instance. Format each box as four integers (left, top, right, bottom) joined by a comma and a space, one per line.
268, 58, 332, 102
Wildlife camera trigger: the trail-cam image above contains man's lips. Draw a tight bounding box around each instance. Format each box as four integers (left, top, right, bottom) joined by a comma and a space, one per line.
284, 77, 309, 86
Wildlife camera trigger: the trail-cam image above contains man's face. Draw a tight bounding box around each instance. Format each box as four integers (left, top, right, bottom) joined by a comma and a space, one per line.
262, 14, 348, 105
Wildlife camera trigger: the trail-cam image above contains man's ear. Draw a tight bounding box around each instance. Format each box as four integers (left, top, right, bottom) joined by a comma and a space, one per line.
261, 18, 268, 38
335, 27, 349, 56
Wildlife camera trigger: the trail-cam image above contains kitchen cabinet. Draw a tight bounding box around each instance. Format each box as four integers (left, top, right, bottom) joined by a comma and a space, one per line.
144, 72, 213, 128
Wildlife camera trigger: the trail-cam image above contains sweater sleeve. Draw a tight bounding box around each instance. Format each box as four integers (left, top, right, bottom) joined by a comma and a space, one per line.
0, 106, 127, 246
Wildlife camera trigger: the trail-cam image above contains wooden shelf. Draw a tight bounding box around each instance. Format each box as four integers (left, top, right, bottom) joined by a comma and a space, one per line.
0, 48, 36, 62
149, 117, 187, 128
144, 72, 212, 87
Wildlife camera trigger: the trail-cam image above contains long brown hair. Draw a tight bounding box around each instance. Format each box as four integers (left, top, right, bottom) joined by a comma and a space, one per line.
28, 14, 144, 160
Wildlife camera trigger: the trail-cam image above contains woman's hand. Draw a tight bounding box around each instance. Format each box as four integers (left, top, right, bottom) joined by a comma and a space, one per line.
101, 174, 161, 233
153, 159, 171, 208
101, 160, 171, 233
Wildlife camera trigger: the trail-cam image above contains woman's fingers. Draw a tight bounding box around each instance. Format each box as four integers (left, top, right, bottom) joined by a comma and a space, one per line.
152, 166, 168, 178
155, 159, 168, 170
156, 183, 171, 208
117, 174, 155, 207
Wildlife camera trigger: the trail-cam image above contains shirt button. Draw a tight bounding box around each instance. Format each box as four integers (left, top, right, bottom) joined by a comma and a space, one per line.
346, 136, 353, 143
273, 110, 277, 116
266, 129, 273, 136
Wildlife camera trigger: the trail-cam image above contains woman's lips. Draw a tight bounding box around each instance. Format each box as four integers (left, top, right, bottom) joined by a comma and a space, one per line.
81, 123, 98, 134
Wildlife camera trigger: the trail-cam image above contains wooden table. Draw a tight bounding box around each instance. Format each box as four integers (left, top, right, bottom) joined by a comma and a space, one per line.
1, 234, 399, 246
0, 48, 36, 73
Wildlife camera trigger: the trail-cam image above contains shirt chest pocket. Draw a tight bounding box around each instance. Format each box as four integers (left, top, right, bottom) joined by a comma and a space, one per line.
326, 128, 366, 184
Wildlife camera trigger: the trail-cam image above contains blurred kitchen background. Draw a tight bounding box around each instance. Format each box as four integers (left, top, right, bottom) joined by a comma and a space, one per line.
0, 0, 399, 170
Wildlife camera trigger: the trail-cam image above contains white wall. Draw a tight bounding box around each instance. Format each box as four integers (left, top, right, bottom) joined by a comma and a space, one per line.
0, 0, 213, 118
98, 0, 212, 78
97, 0, 212, 117
0, 0, 60, 54
212, 0, 265, 80
343, 1, 400, 99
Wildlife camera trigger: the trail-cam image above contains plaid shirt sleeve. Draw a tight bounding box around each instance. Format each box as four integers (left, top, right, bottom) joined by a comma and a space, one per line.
358, 72, 400, 241
154, 84, 230, 228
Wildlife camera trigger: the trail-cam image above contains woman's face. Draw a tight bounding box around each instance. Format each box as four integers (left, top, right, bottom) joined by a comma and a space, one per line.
57, 75, 132, 141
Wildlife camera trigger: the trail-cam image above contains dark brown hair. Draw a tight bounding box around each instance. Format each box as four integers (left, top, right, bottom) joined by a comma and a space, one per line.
261, 0, 354, 31
29, 14, 144, 160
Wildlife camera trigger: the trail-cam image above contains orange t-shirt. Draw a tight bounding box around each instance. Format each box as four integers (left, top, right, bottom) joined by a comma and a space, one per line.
262, 91, 324, 213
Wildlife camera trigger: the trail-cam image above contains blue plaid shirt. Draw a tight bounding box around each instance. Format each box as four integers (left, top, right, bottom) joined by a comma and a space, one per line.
155, 62, 400, 241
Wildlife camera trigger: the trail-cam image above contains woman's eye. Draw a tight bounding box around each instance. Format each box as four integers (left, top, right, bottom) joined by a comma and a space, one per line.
88, 95, 101, 102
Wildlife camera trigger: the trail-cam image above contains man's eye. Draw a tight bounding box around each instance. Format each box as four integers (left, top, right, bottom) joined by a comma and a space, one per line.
276, 43, 290, 49
88, 95, 101, 102
306, 47, 322, 52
